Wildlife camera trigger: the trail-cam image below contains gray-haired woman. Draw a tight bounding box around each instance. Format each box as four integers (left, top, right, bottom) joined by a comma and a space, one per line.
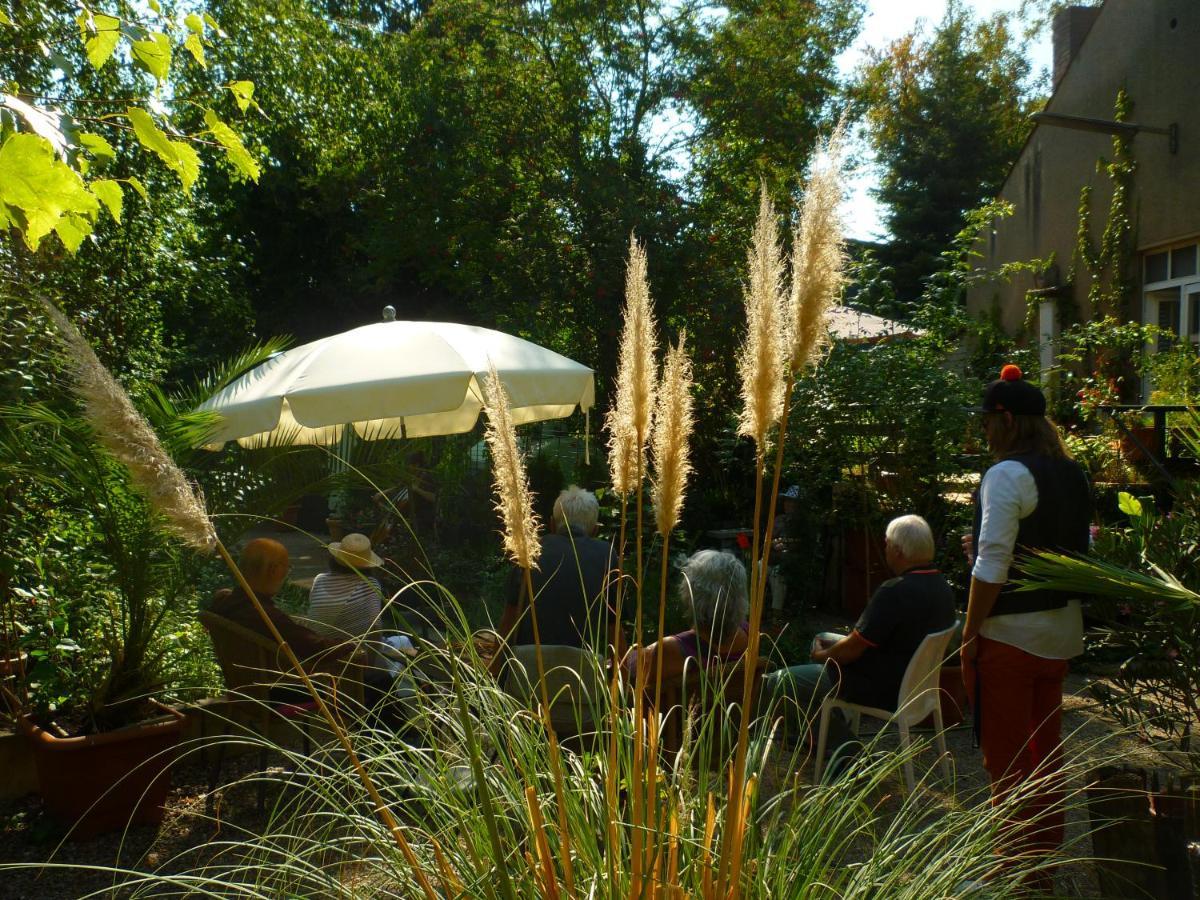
626, 549, 750, 685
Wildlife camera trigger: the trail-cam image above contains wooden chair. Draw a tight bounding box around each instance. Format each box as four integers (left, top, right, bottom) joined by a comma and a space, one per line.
658, 655, 768, 765
814, 621, 958, 791
198, 611, 365, 809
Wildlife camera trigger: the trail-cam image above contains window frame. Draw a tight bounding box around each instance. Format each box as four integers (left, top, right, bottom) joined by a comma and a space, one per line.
1142, 239, 1200, 396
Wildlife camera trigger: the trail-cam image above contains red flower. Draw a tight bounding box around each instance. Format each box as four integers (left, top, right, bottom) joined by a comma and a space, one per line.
735, 531, 750, 550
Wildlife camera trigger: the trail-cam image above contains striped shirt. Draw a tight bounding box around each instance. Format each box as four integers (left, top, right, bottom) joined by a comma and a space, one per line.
306, 572, 383, 644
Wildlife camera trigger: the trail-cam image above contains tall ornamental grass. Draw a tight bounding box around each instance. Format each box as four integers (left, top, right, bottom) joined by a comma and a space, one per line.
15, 608, 1108, 898
722, 129, 847, 888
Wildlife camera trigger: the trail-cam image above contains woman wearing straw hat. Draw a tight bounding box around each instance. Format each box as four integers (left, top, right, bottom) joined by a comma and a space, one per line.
961, 364, 1091, 882
307, 533, 387, 657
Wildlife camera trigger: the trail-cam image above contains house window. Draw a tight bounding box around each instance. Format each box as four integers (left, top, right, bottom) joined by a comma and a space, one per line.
1172, 245, 1197, 279
1146, 251, 1170, 283
1191, 290, 1200, 349
1143, 241, 1200, 395
1151, 287, 1181, 351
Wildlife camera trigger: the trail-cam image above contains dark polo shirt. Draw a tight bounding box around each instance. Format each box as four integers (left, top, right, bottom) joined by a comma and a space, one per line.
838, 568, 957, 710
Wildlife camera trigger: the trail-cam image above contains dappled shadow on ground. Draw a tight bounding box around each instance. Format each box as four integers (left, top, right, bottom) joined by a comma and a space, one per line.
0, 754, 272, 900
755, 673, 1162, 899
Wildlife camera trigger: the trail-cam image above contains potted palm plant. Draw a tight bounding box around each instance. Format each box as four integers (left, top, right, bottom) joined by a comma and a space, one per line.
0, 314, 293, 836
0, 404, 201, 836
1, 305, 417, 836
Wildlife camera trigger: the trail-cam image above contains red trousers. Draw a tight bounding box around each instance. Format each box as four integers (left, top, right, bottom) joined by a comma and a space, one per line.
976, 636, 1069, 859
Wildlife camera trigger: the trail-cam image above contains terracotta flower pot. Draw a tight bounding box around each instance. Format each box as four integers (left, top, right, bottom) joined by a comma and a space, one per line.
272, 502, 302, 532
1088, 766, 1199, 898
1119, 425, 1161, 462
916, 665, 969, 729
20, 704, 185, 838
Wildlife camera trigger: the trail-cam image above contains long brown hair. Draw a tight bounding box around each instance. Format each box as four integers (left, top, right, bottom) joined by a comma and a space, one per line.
987, 413, 1073, 461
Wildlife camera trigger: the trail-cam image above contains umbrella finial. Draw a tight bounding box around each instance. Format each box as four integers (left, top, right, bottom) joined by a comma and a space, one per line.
382, 305, 397, 321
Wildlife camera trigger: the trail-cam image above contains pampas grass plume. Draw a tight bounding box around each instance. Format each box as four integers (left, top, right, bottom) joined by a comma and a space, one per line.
41, 300, 217, 551
789, 124, 847, 372
651, 332, 694, 537
606, 234, 658, 496
608, 427, 639, 500
737, 185, 787, 452
481, 363, 541, 571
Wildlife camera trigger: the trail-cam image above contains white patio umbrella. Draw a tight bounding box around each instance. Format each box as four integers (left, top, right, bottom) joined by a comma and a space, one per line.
197, 319, 595, 449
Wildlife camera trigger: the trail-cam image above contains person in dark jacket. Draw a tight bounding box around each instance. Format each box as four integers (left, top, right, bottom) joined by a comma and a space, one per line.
961, 364, 1091, 881
210, 537, 348, 665
498, 486, 622, 655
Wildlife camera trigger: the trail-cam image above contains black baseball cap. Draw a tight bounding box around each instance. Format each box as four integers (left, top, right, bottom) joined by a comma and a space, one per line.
977, 364, 1046, 416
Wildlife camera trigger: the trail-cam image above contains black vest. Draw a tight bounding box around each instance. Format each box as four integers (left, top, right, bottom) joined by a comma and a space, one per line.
972, 452, 1092, 617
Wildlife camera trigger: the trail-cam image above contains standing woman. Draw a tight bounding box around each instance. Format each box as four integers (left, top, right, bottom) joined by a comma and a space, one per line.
961, 365, 1091, 877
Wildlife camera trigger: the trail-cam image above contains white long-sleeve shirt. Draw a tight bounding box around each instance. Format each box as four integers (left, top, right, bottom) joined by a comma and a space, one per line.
972, 459, 1083, 660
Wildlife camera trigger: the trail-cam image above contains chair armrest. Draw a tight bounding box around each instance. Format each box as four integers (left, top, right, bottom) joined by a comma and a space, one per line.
307, 649, 368, 702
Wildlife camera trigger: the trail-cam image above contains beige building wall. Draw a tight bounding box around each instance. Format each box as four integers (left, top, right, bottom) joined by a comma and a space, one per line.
966, 0, 1200, 337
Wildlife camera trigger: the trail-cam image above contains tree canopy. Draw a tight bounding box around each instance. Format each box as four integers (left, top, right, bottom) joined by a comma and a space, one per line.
2, 0, 868, 515
193, 0, 862, 365
856, 0, 1036, 301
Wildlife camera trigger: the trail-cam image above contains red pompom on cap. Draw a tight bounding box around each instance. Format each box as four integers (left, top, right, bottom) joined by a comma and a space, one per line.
999, 364, 1023, 382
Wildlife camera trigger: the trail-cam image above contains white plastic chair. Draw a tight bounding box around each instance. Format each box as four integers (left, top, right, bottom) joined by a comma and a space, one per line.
814, 621, 959, 791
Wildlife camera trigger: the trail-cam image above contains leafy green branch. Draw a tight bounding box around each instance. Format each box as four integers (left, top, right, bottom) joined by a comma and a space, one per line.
1017, 470, 1200, 761
0, 2, 260, 253
1018, 550, 1199, 611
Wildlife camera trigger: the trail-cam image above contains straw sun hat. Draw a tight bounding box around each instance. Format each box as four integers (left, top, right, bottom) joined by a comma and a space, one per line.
329, 532, 384, 569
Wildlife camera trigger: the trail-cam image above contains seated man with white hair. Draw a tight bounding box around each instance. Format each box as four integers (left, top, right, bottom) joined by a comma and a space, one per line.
765, 514, 956, 745
498, 485, 622, 654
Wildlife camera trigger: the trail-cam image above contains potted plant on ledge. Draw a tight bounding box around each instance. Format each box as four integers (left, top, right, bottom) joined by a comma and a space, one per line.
0, 307, 366, 838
